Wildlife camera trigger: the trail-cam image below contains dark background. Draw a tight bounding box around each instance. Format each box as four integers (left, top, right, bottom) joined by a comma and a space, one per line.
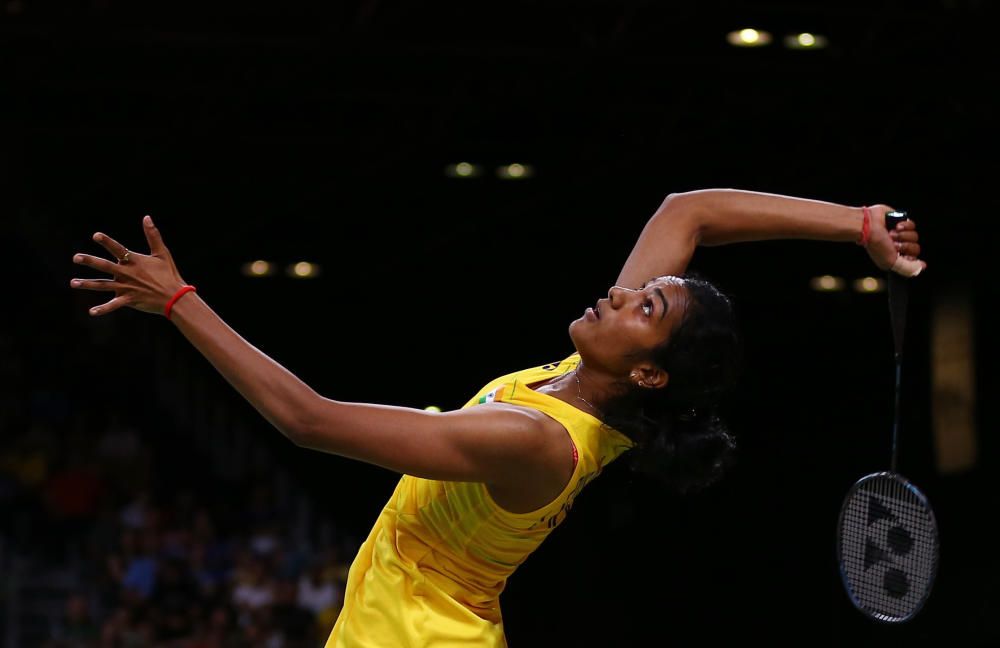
3, 0, 998, 646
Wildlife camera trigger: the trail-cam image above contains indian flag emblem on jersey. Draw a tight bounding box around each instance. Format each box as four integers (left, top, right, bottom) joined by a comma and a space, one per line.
477, 385, 506, 405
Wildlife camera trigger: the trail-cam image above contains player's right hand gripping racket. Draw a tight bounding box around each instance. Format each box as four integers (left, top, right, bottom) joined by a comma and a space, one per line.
836, 210, 940, 623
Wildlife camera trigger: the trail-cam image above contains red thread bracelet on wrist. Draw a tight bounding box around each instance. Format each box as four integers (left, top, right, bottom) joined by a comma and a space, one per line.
857, 206, 872, 246
165, 285, 197, 320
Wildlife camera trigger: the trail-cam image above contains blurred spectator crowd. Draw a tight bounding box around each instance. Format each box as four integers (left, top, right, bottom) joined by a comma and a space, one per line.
1, 351, 353, 647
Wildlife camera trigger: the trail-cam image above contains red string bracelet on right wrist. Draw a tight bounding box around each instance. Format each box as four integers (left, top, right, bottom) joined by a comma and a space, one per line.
165, 285, 197, 320
857, 206, 872, 247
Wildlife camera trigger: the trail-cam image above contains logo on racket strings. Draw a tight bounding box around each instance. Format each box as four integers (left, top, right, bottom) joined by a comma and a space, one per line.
862, 494, 916, 599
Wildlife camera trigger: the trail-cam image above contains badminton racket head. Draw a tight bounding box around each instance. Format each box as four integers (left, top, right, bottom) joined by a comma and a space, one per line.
837, 471, 939, 623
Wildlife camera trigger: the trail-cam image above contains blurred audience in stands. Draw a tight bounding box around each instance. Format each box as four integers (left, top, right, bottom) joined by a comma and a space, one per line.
2, 397, 349, 647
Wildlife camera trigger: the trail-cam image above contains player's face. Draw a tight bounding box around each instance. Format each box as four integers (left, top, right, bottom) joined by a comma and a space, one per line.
569, 276, 690, 378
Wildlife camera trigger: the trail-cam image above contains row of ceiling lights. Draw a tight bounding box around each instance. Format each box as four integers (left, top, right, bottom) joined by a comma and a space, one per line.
445, 162, 534, 179
811, 275, 884, 293
727, 28, 828, 49
242, 263, 883, 294
242, 260, 319, 278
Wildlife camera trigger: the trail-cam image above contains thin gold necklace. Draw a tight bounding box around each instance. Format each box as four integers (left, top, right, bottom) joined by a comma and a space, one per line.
573, 367, 602, 415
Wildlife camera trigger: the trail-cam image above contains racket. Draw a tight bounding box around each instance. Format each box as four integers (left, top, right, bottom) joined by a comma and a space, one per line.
836, 210, 940, 623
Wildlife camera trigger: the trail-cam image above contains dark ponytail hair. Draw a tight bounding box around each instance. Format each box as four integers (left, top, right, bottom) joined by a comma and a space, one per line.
600, 273, 742, 495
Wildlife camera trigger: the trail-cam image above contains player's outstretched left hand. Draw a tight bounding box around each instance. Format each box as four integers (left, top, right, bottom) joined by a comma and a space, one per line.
70, 215, 187, 316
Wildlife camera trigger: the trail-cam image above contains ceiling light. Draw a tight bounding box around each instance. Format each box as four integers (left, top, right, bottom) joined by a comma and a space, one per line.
242, 260, 275, 277
810, 275, 846, 292
445, 162, 481, 178
288, 261, 320, 279
497, 163, 534, 180
853, 277, 885, 293
783, 32, 829, 50
727, 28, 772, 47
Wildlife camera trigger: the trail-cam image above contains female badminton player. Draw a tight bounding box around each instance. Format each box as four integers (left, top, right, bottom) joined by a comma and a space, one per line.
70, 189, 925, 646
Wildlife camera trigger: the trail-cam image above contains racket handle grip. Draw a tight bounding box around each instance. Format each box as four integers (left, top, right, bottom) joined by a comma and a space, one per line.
885, 210, 908, 231
884, 210, 910, 358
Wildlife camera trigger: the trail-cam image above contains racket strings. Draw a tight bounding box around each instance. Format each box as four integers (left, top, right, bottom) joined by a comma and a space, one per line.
839, 475, 938, 622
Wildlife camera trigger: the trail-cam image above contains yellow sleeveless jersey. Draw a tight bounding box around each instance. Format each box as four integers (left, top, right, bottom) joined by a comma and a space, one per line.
325, 351, 635, 647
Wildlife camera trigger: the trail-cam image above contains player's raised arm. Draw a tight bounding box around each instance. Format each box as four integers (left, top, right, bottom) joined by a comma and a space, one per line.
616, 189, 925, 289
70, 217, 558, 485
